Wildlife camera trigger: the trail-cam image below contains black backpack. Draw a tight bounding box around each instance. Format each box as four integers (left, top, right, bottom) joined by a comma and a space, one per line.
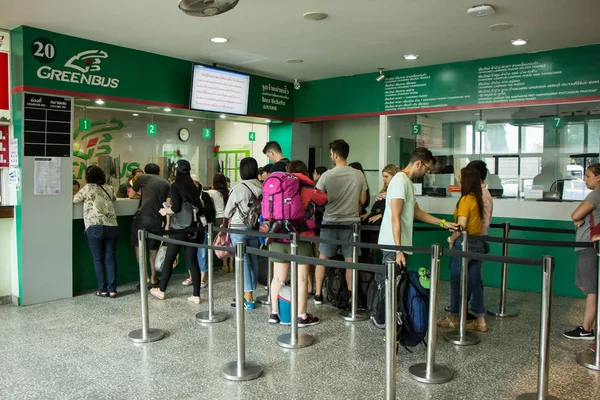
324, 261, 350, 309
200, 191, 216, 225
367, 271, 388, 328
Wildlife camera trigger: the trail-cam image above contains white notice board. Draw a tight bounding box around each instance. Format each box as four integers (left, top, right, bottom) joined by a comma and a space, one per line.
34, 157, 61, 195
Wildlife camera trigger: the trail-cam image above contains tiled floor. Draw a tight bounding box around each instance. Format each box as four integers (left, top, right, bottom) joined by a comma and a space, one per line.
1, 269, 599, 400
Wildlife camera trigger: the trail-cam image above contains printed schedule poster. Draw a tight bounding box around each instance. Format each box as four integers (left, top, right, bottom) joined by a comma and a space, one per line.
34, 157, 61, 195
24, 93, 72, 157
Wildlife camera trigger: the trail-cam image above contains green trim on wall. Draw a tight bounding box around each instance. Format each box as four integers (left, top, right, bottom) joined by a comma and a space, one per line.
268, 122, 292, 159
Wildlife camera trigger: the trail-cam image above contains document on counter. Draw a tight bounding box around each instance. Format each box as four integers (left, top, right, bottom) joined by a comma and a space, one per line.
34, 157, 61, 195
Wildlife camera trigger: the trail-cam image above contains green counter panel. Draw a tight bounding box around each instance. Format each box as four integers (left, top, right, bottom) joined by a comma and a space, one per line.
409, 214, 584, 299
73, 217, 198, 293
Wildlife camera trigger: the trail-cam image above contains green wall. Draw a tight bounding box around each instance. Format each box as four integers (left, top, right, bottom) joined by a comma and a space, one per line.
268, 122, 293, 159
409, 215, 583, 299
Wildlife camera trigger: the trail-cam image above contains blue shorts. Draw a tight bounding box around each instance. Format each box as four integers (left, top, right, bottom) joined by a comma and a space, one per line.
318, 221, 361, 259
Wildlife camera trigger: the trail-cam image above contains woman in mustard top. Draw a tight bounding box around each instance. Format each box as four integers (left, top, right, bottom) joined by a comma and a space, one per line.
438, 167, 488, 332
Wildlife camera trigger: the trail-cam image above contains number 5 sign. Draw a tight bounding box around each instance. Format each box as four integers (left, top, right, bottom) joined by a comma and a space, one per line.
475, 120, 487, 132
410, 124, 421, 135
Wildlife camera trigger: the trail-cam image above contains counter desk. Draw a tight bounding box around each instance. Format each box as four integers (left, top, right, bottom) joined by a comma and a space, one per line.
73, 197, 583, 297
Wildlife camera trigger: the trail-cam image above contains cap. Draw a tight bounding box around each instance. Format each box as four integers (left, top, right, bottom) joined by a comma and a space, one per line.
191, 174, 201, 184
175, 159, 191, 173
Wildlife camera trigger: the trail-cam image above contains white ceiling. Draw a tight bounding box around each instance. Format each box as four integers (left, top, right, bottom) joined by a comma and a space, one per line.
1, 0, 600, 82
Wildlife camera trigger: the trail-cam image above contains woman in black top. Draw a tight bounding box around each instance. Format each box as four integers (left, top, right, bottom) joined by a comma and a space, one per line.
150, 160, 204, 304
349, 162, 371, 214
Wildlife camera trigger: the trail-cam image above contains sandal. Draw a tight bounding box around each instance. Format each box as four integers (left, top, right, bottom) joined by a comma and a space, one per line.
467, 321, 489, 332
108, 292, 118, 298
437, 316, 457, 329
201, 281, 208, 288
149, 288, 165, 300
182, 278, 193, 286
94, 291, 108, 297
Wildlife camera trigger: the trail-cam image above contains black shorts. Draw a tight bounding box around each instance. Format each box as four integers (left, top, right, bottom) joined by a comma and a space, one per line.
131, 216, 163, 250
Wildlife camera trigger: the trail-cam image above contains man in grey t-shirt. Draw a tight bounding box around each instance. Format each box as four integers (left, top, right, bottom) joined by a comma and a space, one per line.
314, 139, 368, 304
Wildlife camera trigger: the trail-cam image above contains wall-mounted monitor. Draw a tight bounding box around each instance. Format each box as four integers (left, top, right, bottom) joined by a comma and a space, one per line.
190, 65, 250, 115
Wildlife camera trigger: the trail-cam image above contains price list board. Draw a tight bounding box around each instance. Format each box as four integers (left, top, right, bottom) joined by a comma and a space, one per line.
23, 93, 71, 157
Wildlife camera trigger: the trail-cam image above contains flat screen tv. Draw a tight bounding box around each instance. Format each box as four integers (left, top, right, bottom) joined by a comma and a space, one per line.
190, 64, 250, 115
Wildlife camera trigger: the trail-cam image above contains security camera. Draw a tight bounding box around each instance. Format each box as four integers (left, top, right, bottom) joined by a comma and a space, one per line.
294, 79, 300, 90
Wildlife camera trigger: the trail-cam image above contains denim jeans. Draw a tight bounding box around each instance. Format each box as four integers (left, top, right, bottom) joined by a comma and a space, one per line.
450, 238, 485, 317
86, 225, 118, 293
197, 231, 209, 273
230, 230, 259, 292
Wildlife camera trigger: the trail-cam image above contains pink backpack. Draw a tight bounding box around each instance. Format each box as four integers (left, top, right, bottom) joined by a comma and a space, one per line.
262, 172, 303, 222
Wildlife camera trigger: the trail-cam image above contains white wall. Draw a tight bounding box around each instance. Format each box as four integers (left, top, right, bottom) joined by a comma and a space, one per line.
320, 117, 381, 201
215, 120, 269, 167
0, 218, 14, 299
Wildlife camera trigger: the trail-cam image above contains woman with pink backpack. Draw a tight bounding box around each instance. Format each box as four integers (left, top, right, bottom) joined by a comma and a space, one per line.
265, 160, 327, 327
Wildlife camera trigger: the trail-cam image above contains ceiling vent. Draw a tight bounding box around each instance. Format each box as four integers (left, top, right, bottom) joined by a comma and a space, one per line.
178, 0, 239, 17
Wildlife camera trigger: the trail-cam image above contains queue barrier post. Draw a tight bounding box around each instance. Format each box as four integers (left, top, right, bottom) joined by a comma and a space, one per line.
128, 229, 165, 343
576, 240, 600, 371
256, 260, 272, 305
409, 243, 453, 384
196, 223, 228, 324
384, 260, 397, 400
516, 256, 561, 400
444, 230, 480, 346
487, 222, 519, 318
340, 223, 370, 322
278, 232, 315, 349
220, 242, 263, 381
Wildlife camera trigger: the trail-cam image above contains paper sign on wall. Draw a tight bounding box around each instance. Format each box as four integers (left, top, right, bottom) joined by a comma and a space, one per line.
9, 138, 18, 166
34, 157, 61, 195
0, 126, 8, 167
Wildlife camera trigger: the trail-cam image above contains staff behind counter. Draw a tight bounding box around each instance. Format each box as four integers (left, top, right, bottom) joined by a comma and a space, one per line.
116, 168, 143, 199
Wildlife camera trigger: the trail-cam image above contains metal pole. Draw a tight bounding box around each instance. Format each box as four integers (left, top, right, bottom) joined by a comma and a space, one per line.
576, 241, 600, 371
445, 231, 480, 346
516, 256, 561, 400
256, 261, 272, 305
278, 232, 314, 348
128, 229, 165, 343
340, 223, 369, 322
196, 223, 227, 323
488, 222, 518, 318
385, 260, 397, 400
221, 242, 263, 381
409, 244, 453, 383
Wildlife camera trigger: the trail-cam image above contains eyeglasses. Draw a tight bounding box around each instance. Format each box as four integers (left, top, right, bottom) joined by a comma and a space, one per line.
421, 163, 431, 172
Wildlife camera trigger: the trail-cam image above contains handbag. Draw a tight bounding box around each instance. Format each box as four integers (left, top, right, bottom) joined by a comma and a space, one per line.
213, 220, 234, 259
154, 242, 179, 272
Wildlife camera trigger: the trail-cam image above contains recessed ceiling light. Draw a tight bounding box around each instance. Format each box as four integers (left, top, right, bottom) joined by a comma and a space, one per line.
404, 54, 418, 60
489, 23, 513, 31
188, 118, 193, 122
210, 37, 228, 43
146, 106, 161, 110
132, 113, 139, 117
220, 114, 226, 119
511, 39, 528, 46
466, 4, 495, 17
303, 12, 328, 21
286, 58, 304, 64
265, 119, 271, 123
163, 108, 172, 112
95, 99, 104, 105
387, 135, 392, 138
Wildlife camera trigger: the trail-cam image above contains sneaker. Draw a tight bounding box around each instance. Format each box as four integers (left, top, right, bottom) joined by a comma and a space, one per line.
244, 300, 256, 310
563, 326, 594, 340
269, 313, 280, 324
314, 294, 324, 305
298, 314, 320, 327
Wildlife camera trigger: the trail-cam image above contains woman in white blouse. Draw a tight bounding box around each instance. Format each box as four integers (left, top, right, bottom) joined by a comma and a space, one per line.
73, 166, 119, 298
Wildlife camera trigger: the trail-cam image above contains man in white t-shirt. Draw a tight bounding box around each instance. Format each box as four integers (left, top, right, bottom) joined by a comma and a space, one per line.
378, 148, 458, 267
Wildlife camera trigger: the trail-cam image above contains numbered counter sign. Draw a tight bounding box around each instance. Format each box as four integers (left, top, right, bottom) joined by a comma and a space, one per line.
249, 131, 256, 142
147, 124, 158, 136
550, 117, 564, 129
79, 118, 91, 131
476, 120, 487, 132
202, 127, 212, 139
410, 124, 421, 135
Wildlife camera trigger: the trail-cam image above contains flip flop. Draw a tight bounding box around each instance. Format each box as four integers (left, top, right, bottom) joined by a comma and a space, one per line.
437, 316, 457, 329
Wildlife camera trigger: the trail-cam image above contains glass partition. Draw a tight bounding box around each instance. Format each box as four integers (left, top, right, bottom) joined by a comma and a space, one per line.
386, 102, 600, 199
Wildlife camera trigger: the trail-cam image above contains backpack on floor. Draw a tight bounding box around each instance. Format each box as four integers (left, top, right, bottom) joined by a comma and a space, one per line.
357, 255, 374, 310
397, 270, 430, 349
324, 264, 349, 309
367, 263, 401, 329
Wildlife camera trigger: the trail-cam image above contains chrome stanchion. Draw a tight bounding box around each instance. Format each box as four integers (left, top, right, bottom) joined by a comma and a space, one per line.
340, 223, 369, 322
488, 222, 518, 318
196, 223, 227, 323
256, 260, 272, 305
409, 243, 453, 383
221, 242, 263, 381
278, 232, 314, 349
445, 231, 480, 346
517, 256, 561, 400
385, 260, 397, 400
576, 241, 600, 371
129, 229, 165, 343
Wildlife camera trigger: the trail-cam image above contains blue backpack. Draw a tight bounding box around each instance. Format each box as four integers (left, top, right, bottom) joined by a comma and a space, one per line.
397, 270, 430, 349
